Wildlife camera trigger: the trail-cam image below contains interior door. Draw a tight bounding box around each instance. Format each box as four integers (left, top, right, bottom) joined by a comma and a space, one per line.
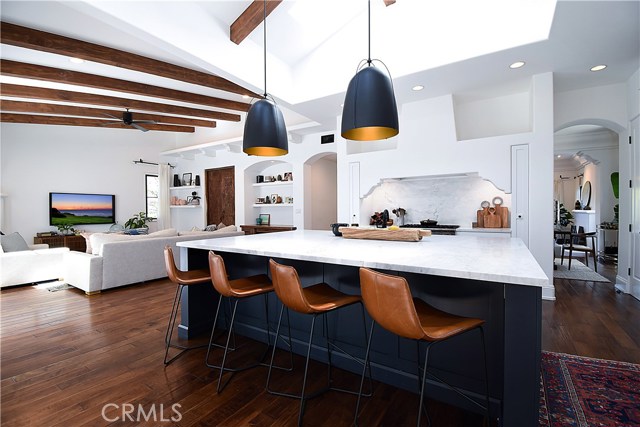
511, 144, 529, 246
205, 166, 235, 226
630, 117, 640, 298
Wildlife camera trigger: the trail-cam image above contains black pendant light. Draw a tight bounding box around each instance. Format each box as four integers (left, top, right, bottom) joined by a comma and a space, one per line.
243, 0, 288, 156
341, 0, 399, 141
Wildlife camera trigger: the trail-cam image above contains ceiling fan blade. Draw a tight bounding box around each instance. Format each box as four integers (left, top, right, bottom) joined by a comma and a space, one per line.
132, 120, 157, 125
100, 112, 121, 120
99, 121, 122, 127
131, 123, 149, 132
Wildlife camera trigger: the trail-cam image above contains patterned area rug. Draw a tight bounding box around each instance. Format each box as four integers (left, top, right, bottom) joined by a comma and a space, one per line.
540, 351, 640, 427
553, 258, 610, 282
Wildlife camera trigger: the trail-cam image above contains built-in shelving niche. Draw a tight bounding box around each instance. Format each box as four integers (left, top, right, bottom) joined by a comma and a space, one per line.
244, 160, 294, 226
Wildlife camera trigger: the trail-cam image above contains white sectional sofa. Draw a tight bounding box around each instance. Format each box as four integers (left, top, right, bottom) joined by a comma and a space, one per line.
64, 227, 243, 294
0, 244, 70, 288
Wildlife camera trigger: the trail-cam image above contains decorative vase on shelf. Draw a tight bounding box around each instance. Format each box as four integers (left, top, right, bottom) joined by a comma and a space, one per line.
195, 175, 200, 186
173, 174, 181, 187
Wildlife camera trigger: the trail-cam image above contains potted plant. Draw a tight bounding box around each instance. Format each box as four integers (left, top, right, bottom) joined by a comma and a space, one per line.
56, 224, 76, 235
558, 203, 573, 228
611, 172, 619, 224
124, 211, 151, 234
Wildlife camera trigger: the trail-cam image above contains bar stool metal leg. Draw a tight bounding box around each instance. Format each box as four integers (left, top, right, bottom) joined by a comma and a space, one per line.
217, 298, 239, 393
354, 319, 375, 426
298, 314, 318, 426
164, 284, 207, 365
417, 342, 434, 427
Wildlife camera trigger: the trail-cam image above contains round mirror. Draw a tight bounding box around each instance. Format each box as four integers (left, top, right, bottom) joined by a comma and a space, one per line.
580, 181, 592, 209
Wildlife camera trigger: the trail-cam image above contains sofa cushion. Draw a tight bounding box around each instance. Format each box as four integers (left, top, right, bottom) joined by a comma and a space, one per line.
89, 233, 147, 255
0, 232, 30, 252
216, 225, 237, 233
148, 228, 178, 238
178, 230, 211, 236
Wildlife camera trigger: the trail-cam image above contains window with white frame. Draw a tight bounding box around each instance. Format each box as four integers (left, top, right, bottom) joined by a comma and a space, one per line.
145, 174, 159, 219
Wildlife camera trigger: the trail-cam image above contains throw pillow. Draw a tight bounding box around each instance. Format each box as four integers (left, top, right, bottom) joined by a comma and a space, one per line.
217, 222, 226, 230
80, 232, 93, 254
204, 224, 217, 232
0, 232, 30, 252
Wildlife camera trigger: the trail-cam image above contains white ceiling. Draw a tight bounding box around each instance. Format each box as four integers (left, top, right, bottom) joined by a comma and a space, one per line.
1, 0, 638, 140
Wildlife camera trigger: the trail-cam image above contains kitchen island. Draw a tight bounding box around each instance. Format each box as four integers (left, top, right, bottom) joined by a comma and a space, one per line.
177, 230, 548, 427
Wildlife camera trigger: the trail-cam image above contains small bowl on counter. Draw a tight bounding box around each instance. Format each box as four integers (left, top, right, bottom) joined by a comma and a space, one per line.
330, 223, 349, 236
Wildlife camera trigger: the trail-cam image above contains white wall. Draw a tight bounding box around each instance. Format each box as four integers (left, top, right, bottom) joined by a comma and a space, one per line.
0, 124, 176, 240
454, 91, 532, 140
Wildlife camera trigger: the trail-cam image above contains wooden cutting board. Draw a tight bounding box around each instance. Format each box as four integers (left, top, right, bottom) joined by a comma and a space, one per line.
495, 205, 509, 228
339, 227, 431, 242
483, 208, 502, 228
477, 209, 485, 227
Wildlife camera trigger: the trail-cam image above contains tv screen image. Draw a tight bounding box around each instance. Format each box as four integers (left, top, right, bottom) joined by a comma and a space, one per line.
50, 192, 115, 226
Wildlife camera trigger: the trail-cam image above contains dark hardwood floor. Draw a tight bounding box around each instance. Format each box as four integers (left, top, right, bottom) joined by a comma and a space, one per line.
1, 262, 638, 426
543, 261, 640, 364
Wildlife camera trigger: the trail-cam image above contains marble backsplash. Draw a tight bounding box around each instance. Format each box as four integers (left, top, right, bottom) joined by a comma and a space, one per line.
360, 174, 511, 227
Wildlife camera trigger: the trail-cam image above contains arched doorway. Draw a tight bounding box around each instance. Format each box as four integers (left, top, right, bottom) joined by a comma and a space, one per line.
554, 119, 623, 283
303, 153, 337, 230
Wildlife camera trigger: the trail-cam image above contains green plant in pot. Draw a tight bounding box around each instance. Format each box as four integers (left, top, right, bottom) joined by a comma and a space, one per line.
558, 203, 573, 227
56, 224, 76, 235
124, 211, 151, 234
611, 172, 619, 224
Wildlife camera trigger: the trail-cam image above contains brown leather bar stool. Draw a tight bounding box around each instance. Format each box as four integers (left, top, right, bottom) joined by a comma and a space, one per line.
163, 245, 211, 365
355, 267, 490, 427
267, 259, 372, 427
206, 251, 291, 393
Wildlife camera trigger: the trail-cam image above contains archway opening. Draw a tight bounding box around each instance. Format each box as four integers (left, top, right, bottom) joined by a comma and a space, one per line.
303, 153, 337, 230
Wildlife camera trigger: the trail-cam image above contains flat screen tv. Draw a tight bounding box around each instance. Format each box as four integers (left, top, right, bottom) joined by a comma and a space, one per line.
49, 192, 116, 226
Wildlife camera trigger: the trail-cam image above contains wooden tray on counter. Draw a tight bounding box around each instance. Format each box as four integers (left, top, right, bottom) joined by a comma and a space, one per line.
338, 227, 431, 242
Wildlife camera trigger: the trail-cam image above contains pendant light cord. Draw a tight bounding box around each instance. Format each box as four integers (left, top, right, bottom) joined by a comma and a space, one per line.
263, 0, 267, 97
367, 0, 371, 65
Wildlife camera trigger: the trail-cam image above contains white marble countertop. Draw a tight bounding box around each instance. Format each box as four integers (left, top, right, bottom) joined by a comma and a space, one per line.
178, 229, 549, 288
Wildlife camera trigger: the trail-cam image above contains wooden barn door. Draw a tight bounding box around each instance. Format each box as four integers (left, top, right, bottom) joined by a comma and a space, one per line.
205, 166, 235, 226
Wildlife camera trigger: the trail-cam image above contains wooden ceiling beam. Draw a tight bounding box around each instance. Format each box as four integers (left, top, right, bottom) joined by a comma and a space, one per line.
0, 100, 216, 128
0, 22, 260, 98
0, 113, 195, 133
0, 60, 251, 112
0, 84, 240, 121
230, 0, 283, 45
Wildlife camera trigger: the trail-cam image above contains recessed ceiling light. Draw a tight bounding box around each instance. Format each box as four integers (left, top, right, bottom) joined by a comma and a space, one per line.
509, 61, 525, 69
590, 64, 607, 72
412, 85, 424, 91
557, 155, 561, 158
242, 95, 250, 99
69, 57, 84, 64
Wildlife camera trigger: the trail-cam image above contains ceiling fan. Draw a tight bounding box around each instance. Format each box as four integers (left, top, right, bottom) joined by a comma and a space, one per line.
102, 109, 156, 132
